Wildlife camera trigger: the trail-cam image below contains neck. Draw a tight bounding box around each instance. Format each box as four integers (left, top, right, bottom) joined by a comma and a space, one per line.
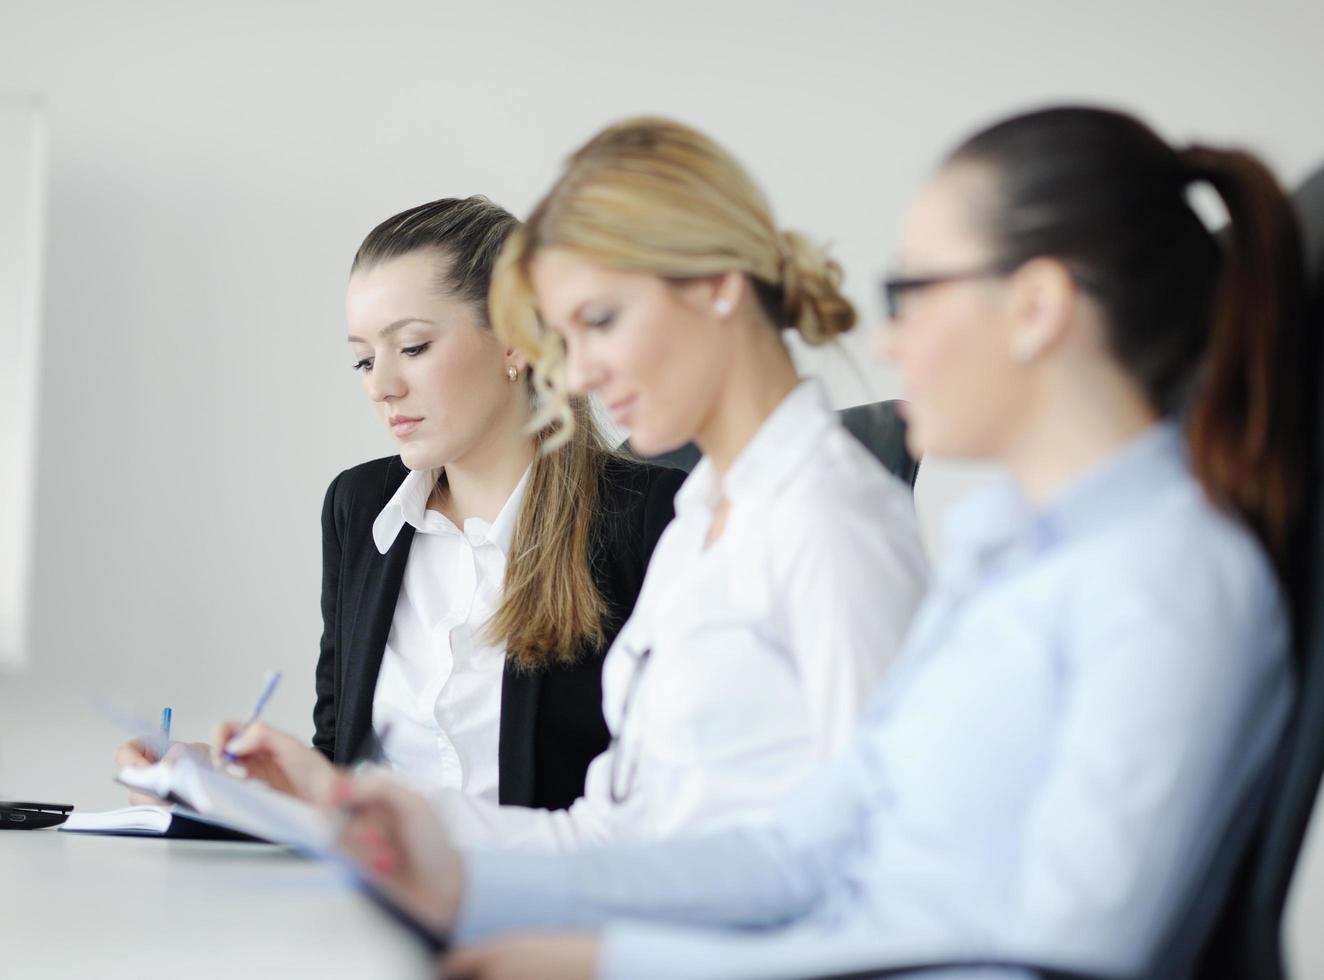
432, 403, 537, 525
693, 324, 801, 483
1004, 368, 1158, 506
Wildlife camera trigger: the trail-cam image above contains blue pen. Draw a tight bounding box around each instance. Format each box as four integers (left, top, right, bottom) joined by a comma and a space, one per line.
222, 670, 283, 763
159, 706, 172, 761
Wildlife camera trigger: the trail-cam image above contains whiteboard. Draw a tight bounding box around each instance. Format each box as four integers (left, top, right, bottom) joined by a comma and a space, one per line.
0, 95, 45, 671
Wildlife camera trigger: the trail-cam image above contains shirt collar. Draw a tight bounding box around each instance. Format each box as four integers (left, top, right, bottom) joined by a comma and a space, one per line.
941, 420, 1188, 577
673, 379, 835, 517
372, 464, 532, 555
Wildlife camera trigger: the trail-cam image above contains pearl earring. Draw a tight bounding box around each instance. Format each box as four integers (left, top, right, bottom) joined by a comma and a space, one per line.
507, 366, 519, 382
714, 298, 733, 316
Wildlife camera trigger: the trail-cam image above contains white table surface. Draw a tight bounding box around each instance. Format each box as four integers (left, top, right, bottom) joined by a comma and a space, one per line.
0, 828, 435, 978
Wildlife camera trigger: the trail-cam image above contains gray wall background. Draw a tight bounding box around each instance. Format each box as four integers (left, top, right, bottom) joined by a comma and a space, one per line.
2, 0, 1323, 972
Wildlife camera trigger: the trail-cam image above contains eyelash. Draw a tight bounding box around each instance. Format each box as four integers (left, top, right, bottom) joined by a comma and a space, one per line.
351, 342, 432, 373
584, 311, 615, 330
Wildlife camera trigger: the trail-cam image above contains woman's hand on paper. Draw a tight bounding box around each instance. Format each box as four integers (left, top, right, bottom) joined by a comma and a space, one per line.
334, 771, 464, 939
210, 721, 340, 805
442, 934, 601, 980
113, 738, 209, 805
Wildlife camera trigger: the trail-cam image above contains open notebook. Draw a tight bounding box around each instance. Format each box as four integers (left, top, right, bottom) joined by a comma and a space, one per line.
61, 804, 263, 841
65, 756, 448, 952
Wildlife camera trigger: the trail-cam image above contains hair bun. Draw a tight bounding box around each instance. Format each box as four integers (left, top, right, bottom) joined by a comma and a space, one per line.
776, 230, 857, 345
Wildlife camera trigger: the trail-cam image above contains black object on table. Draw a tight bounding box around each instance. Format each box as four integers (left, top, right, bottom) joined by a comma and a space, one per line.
0, 801, 74, 829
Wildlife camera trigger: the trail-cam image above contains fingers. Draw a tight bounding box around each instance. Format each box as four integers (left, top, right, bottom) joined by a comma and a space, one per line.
332, 773, 464, 935
209, 720, 246, 762
212, 720, 294, 765
114, 738, 157, 769
337, 792, 404, 873
334, 774, 429, 881
440, 944, 491, 979
441, 936, 600, 980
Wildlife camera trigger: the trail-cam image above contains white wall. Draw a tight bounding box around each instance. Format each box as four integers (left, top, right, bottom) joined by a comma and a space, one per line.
0, 96, 44, 669
1, 0, 1322, 971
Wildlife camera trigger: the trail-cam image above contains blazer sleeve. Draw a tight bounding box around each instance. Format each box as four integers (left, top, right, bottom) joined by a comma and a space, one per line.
312, 472, 344, 760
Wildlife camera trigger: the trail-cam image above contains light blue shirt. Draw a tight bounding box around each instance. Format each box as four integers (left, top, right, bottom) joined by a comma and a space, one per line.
456, 423, 1293, 980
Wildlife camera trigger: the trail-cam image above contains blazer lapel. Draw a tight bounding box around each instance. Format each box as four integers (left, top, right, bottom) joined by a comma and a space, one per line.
335, 460, 416, 763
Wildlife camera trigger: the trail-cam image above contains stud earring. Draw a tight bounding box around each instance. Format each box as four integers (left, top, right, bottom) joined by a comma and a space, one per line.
714, 298, 733, 316
507, 366, 519, 382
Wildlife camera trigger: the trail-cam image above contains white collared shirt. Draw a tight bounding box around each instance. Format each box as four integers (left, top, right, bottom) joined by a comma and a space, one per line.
369, 466, 530, 803
436, 381, 928, 848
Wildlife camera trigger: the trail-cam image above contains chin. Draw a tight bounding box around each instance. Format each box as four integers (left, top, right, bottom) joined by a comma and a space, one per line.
398, 441, 448, 472
627, 424, 691, 458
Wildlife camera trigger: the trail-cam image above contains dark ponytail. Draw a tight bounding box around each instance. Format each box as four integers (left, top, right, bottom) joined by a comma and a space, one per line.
1179, 147, 1310, 593
948, 107, 1310, 590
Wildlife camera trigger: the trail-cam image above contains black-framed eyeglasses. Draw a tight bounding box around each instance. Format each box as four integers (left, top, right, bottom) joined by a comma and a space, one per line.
608, 645, 652, 804
880, 264, 1011, 320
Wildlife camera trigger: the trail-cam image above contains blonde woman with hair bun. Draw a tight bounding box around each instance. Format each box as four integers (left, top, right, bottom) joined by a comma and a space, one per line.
340, 117, 927, 854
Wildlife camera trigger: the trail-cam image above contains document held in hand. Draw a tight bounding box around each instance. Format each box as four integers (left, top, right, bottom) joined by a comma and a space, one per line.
67, 756, 449, 952
98, 755, 339, 850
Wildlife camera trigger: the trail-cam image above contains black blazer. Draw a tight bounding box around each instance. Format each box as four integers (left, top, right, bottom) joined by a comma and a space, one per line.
313, 454, 683, 810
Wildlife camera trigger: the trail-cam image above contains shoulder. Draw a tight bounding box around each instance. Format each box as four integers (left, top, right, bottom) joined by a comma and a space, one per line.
1109, 478, 1279, 617
596, 453, 687, 510
765, 425, 928, 594
323, 455, 411, 521
1053, 475, 1286, 680
782, 425, 919, 539
590, 453, 685, 565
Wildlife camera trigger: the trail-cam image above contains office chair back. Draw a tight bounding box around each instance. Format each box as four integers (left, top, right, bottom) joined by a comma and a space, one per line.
1170, 161, 1324, 980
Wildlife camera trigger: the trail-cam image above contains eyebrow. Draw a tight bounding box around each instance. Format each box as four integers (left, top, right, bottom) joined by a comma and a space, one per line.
347, 318, 435, 344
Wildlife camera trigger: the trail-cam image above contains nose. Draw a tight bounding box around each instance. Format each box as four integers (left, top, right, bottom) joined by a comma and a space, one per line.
365, 356, 406, 402
562, 335, 606, 396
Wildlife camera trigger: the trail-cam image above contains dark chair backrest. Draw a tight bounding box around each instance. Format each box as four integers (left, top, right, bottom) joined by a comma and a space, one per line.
628, 398, 919, 487
1176, 162, 1324, 980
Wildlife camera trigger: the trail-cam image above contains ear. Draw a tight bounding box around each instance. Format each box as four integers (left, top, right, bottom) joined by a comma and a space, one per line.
1004, 258, 1075, 363
675, 271, 745, 319
505, 347, 530, 373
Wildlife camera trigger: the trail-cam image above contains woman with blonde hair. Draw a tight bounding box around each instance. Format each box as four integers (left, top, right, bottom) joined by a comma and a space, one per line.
330, 116, 927, 852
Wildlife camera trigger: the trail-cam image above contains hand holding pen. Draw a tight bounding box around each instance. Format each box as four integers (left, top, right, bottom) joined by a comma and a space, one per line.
210, 712, 391, 808
109, 704, 211, 806
220, 670, 282, 763
209, 669, 357, 805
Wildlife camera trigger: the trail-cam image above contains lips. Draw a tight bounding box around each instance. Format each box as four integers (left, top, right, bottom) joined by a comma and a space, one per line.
606, 396, 636, 426
389, 415, 423, 438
